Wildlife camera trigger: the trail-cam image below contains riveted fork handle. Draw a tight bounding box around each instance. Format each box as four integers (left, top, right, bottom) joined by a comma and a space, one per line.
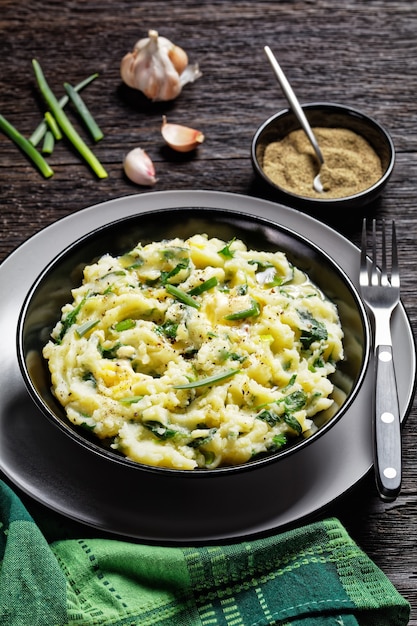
374, 344, 402, 501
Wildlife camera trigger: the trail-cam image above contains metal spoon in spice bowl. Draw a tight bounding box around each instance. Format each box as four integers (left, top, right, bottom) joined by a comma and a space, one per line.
264, 46, 324, 193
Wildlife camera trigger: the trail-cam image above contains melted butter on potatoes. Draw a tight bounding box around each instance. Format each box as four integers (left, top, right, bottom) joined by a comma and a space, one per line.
43, 234, 344, 470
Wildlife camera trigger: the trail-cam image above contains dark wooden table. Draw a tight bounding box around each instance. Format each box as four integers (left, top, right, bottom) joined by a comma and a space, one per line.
1, 0, 416, 622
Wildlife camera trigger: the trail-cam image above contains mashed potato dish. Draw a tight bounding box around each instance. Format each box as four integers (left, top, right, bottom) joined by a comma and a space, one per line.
43, 234, 344, 470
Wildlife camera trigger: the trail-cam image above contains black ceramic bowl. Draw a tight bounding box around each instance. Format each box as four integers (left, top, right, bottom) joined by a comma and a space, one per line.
17, 208, 370, 475
251, 102, 395, 211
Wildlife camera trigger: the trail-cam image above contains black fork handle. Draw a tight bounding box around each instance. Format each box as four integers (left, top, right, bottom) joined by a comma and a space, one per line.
374, 344, 402, 501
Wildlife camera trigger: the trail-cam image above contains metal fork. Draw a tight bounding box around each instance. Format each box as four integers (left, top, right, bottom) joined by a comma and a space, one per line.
359, 218, 401, 501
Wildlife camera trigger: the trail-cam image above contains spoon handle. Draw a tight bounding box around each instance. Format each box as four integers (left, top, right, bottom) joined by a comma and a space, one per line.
264, 46, 324, 166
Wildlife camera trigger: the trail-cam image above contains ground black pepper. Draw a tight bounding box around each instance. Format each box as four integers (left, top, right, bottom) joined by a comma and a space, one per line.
262, 127, 382, 198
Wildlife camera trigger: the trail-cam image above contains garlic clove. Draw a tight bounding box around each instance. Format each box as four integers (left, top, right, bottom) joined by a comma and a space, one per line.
161, 116, 204, 152
123, 148, 157, 186
167, 43, 189, 75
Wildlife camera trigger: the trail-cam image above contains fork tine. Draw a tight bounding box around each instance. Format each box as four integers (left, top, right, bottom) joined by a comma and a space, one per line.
371, 219, 379, 286
381, 219, 389, 286
391, 221, 400, 288
360, 218, 369, 285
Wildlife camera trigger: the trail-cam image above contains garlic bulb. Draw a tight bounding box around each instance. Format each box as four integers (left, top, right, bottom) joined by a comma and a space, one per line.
123, 148, 157, 186
120, 29, 202, 101
161, 116, 204, 152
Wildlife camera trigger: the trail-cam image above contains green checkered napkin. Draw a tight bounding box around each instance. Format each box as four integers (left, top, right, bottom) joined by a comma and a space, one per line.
0, 480, 410, 626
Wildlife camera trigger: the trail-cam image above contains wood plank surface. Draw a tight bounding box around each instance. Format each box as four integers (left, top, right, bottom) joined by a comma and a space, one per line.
1, 0, 417, 621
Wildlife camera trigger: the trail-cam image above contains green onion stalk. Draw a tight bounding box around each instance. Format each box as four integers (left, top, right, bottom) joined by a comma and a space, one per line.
64, 82, 104, 142
0, 113, 54, 178
42, 130, 55, 155
32, 60, 107, 179
165, 284, 200, 309
173, 368, 240, 389
30, 72, 98, 146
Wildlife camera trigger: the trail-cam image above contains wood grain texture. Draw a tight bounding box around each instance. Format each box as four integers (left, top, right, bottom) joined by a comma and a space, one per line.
1, 0, 416, 621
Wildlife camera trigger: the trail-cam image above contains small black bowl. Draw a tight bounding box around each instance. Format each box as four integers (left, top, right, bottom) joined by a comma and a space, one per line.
17, 207, 370, 476
251, 102, 395, 211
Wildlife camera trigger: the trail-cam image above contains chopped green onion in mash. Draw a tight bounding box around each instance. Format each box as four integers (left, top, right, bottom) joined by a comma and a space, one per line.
43, 234, 344, 470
